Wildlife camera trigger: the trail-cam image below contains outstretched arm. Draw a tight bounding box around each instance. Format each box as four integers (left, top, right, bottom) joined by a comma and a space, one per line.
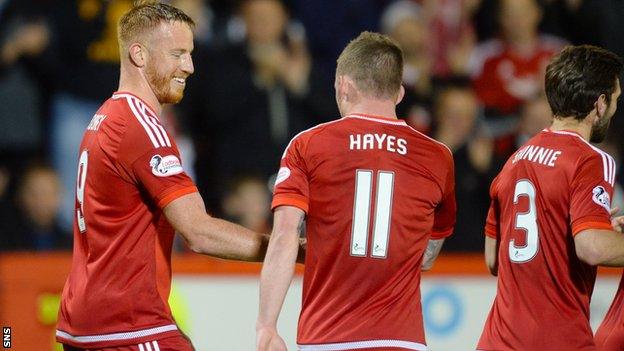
256, 206, 305, 351
164, 192, 269, 261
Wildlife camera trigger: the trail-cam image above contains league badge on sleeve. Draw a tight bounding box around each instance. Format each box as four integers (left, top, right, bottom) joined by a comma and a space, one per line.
592, 185, 611, 212
274, 167, 291, 187
150, 155, 184, 177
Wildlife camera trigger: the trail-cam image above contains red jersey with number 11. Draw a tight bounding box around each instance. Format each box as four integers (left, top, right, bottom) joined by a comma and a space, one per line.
272, 114, 456, 351
56, 92, 197, 348
478, 129, 616, 351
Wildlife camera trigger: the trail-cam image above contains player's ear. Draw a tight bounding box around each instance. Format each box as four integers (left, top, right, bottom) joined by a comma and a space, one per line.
128, 43, 146, 68
595, 93, 607, 119
395, 85, 405, 106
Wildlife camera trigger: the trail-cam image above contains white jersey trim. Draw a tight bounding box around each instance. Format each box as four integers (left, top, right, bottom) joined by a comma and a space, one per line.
345, 114, 407, 126
547, 129, 616, 186
298, 339, 427, 351
56, 324, 178, 344
112, 93, 171, 148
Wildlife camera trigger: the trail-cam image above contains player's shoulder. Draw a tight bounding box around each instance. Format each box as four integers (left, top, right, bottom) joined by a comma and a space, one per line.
538, 129, 616, 186
281, 117, 346, 158
398, 121, 453, 160
110, 92, 172, 149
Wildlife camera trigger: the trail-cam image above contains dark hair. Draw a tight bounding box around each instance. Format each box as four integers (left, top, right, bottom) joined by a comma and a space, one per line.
336, 31, 403, 99
545, 45, 623, 120
118, 1, 195, 48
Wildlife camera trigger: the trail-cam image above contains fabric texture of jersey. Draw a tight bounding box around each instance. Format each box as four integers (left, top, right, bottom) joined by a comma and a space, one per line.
272, 114, 456, 349
595, 272, 624, 350
56, 92, 197, 348
478, 129, 616, 351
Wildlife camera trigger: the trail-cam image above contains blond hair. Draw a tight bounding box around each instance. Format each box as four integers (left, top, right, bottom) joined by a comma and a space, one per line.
118, 1, 194, 50
336, 31, 403, 99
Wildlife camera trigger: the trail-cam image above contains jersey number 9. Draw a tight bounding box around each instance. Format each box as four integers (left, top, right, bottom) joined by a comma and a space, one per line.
76, 150, 89, 233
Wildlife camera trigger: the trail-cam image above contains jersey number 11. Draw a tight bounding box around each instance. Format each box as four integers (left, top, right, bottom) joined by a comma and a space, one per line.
350, 169, 395, 259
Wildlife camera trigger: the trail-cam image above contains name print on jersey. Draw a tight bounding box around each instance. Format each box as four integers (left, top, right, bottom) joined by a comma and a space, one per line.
512, 144, 562, 167
349, 133, 408, 155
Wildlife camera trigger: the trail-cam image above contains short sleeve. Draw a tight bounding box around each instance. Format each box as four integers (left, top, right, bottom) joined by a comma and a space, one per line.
570, 153, 615, 235
431, 149, 456, 239
113, 104, 197, 209
484, 177, 500, 239
130, 148, 197, 208
271, 136, 310, 214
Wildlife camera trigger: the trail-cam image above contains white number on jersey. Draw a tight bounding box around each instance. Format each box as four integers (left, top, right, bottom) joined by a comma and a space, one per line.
350, 169, 395, 258
76, 150, 89, 233
509, 179, 539, 263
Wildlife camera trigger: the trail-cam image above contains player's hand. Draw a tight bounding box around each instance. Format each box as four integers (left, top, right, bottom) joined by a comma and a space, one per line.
256, 327, 287, 351
610, 207, 624, 233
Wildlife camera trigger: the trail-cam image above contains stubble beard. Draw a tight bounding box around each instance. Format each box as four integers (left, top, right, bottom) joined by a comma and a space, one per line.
590, 114, 612, 143
146, 65, 184, 105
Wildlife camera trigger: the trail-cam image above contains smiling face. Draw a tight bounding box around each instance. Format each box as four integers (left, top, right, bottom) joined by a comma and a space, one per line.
144, 21, 194, 104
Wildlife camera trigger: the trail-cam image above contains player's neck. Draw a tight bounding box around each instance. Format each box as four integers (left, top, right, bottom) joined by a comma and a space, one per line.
549, 117, 592, 141
343, 101, 398, 120
118, 70, 163, 115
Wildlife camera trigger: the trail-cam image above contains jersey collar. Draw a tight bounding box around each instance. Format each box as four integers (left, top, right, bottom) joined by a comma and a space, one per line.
344, 113, 407, 125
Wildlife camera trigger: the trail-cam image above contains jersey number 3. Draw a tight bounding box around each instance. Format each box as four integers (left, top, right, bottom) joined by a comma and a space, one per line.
350, 169, 395, 259
76, 150, 89, 233
510, 179, 539, 263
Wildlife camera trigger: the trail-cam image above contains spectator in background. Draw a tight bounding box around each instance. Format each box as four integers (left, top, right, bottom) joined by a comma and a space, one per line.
434, 84, 499, 251
44, 0, 133, 232
181, 0, 334, 214
222, 176, 271, 233
290, 0, 386, 85
2, 164, 70, 251
381, 0, 434, 133
469, 0, 565, 134
0, 1, 49, 168
495, 94, 553, 159
424, 0, 478, 78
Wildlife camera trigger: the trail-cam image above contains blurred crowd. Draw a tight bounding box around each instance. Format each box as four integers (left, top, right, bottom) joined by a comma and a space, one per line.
1, 0, 623, 252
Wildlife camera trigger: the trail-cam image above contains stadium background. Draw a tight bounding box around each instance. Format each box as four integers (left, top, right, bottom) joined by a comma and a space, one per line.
0, 0, 623, 350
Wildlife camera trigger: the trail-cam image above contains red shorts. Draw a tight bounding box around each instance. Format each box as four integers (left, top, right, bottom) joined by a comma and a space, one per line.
63, 335, 194, 351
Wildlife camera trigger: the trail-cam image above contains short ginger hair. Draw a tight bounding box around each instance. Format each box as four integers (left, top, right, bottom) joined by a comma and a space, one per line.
336, 31, 404, 99
118, 1, 195, 50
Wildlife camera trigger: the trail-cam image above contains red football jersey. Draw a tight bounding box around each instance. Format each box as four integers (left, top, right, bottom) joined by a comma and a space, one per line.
56, 92, 197, 348
272, 113, 456, 351
478, 129, 616, 351
470, 36, 565, 114
595, 273, 624, 350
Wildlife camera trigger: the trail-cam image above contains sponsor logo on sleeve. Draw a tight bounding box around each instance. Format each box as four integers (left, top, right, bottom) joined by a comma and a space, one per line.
274, 167, 291, 187
592, 185, 611, 212
150, 155, 184, 177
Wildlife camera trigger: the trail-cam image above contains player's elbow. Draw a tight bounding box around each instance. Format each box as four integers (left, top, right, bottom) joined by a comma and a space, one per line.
575, 231, 605, 266
575, 243, 603, 266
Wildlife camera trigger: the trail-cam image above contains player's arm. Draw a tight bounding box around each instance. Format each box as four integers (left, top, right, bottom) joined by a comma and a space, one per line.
575, 208, 624, 266
422, 238, 445, 271
485, 236, 499, 276
256, 205, 305, 351
424, 147, 456, 271
164, 192, 270, 261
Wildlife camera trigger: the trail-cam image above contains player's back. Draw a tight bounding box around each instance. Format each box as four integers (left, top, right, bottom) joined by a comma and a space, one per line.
478, 129, 616, 351
274, 114, 455, 350
56, 93, 196, 348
